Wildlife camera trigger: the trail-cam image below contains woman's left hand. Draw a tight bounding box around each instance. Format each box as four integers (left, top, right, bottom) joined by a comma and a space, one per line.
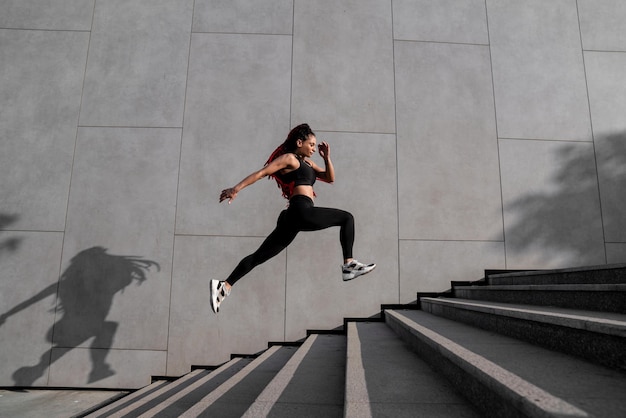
220, 187, 238, 204
318, 141, 330, 160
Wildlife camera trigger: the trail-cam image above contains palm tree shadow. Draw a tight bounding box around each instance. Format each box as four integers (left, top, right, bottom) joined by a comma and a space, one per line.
595, 132, 626, 245
0, 246, 159, 385
504, 132, 626, 267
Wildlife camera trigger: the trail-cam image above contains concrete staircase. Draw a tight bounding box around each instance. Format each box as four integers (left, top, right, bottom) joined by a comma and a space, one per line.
82, 264, 626, 417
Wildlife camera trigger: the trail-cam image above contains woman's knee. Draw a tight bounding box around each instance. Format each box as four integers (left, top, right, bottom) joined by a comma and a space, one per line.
343, 211, 354, 226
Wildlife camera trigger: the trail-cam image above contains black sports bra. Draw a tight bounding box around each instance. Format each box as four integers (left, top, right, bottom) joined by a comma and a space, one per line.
278, 158, 316, 187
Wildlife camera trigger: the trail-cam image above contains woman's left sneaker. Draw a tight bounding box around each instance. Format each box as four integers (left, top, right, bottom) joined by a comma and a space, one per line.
210, 280, 230, 313
342, 260, 376, 281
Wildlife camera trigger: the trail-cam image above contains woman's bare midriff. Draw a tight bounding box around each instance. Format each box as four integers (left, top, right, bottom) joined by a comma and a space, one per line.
292, 185, 315, 200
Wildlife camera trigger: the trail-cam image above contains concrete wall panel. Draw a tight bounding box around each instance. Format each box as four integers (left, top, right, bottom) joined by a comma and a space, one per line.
60, 128, 179, 351
0, 30, 88, 231
499, 139, 605, 268
585, 52, 626, 136
176, 33, 292, 236
399, 240, 505, 301
80, 0, 192, 127
487, 0, 591, 141
579, 0, 626, 52
47, 348, 166, 389
392, 0, 488, 44
585, 52, 626, 243
0, 232, 63, 386
291, 0, 395, 133
395, 41, 502, 241
193, 0, 293, 34
0, 0, 94, 30
606, 244, 626, 265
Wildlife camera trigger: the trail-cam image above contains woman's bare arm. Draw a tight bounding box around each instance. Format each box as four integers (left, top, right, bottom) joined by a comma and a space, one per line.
220, 153, 297, 204
310, 141, 335, 183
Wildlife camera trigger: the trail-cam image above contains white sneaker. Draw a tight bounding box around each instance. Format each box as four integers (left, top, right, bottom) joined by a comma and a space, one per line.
342, 260, 376, 281
210, 280, 230, 313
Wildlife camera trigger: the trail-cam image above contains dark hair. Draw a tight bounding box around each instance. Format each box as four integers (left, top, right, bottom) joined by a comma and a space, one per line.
265, 123, 315, 199
283, 123, 315, 152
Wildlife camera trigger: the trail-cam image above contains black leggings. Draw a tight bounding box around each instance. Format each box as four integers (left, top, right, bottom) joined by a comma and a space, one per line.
226, 195, 354, 286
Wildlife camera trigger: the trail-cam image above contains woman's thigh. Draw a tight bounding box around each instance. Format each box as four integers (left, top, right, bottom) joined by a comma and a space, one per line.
295, 206, 352, 231
254, 211, 299, 259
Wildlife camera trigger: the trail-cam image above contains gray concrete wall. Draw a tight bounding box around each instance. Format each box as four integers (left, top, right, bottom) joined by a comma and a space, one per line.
0, 0, 624, 389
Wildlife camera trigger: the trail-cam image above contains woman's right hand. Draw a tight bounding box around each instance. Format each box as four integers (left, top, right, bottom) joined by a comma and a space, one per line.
220, 187, 238, 204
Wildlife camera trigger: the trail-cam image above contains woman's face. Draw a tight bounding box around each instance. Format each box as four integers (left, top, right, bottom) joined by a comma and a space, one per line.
297, 135, 317, 157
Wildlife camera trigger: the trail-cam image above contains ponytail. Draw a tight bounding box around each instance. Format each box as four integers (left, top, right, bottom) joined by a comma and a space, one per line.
265, 143, 293, 199
265, 123, 315, 200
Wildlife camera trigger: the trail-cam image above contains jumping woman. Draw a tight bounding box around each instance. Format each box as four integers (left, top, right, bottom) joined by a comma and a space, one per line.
211, 123, 376, 313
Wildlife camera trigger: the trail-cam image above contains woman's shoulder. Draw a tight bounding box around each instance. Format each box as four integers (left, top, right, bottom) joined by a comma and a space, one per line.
269, 152, 298, 166
275, 152, 297, 161
271, 153, 300, 175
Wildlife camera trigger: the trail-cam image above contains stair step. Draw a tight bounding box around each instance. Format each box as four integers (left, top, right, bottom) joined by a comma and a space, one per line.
136, 358, 251, 418
107, 369, 209, 418
84, 379, 171, 417
487, 264, 626, 286
454, 284, 626, 313
244, 333, 345, 417
179, 345, 297, 417
81, 263, 626, 418
87, 358, 251, 418
344, 322, 371, 418
346, 321, 482, 417
386, 309, 626, 418
420, 297, 626, 369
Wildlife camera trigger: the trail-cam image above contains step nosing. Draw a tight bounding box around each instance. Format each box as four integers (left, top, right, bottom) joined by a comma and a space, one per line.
386, 309, 590, 418
488, 264, 626, 279
420, 298, 626, 336
461, 284, 626, 290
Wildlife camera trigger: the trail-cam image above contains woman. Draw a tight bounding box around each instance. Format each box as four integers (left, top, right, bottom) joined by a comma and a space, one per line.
211, 124, 375, 313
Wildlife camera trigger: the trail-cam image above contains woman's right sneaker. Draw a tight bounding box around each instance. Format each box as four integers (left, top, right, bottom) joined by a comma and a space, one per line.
342, 260, 376, 281
210, 280, 230, 313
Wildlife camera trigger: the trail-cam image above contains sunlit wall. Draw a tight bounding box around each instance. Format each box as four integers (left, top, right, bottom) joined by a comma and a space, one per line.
1, 0, 625, 388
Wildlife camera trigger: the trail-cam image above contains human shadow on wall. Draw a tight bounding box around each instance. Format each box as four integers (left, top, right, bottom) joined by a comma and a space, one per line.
0, 246, 159, 385
0, 214, 22, 257
503, 132, 626, 267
